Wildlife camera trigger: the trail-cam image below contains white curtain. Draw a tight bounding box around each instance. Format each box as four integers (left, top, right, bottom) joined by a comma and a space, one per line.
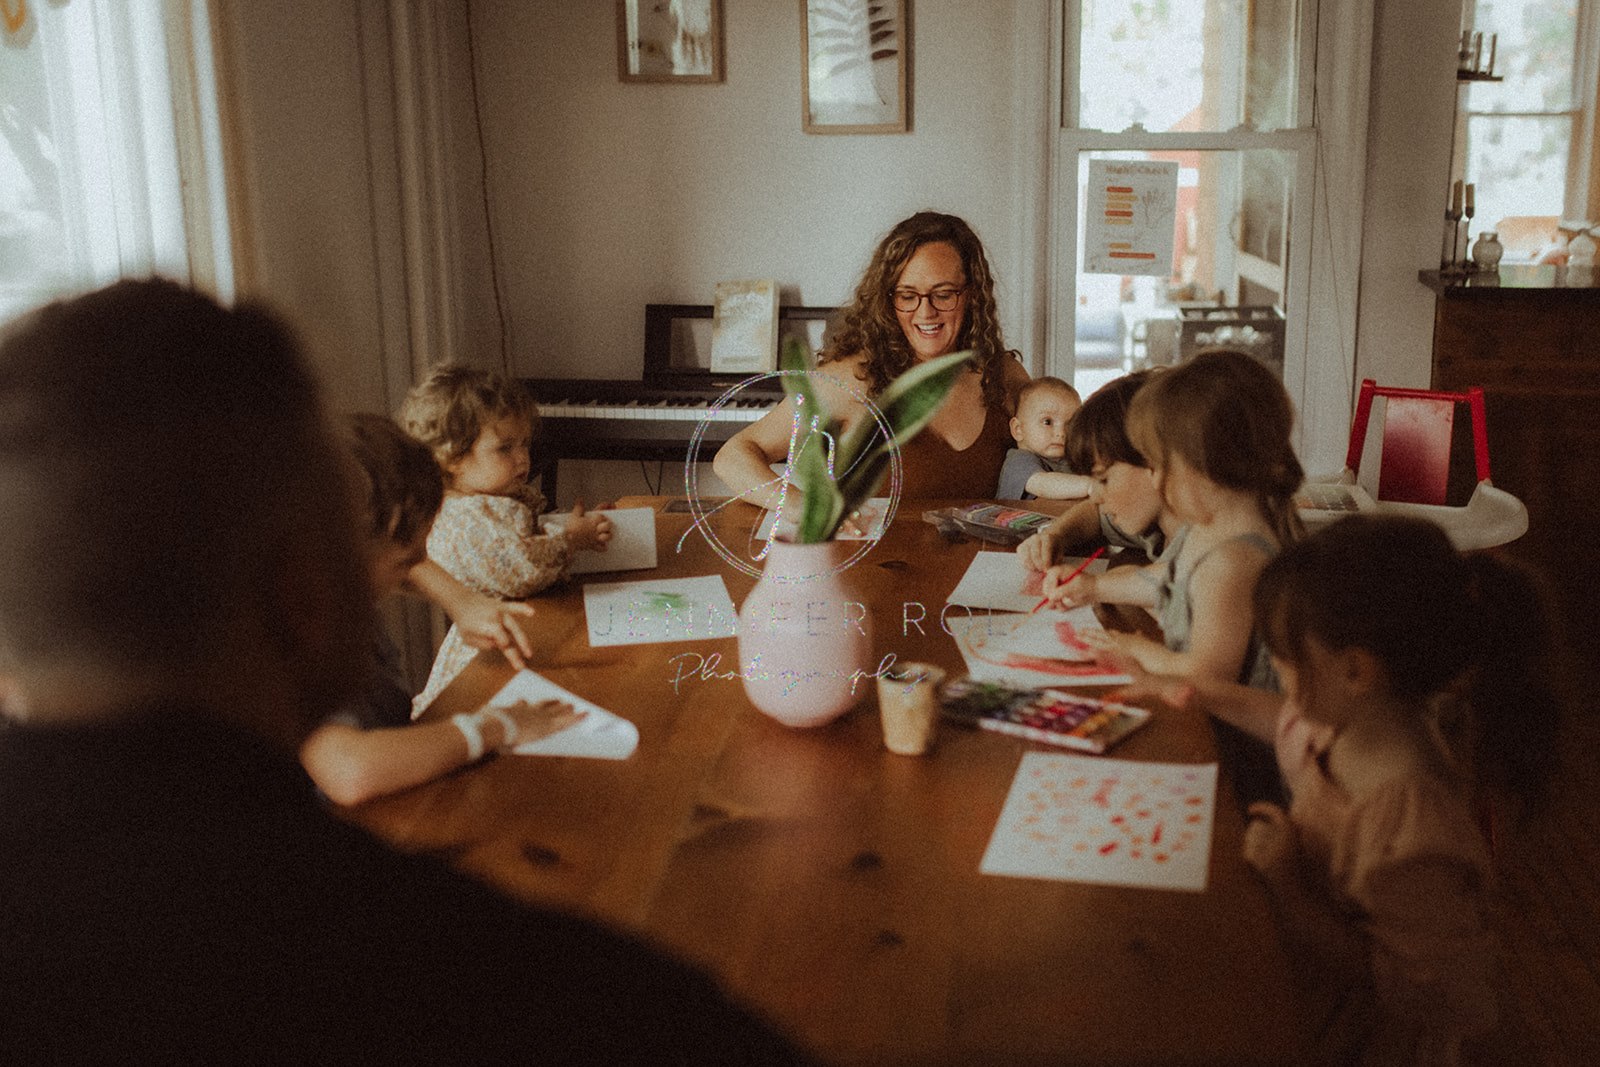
0, 0, 230, 320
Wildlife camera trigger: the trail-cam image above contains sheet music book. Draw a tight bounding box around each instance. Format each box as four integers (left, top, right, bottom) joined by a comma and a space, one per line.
710, 279, 779, 374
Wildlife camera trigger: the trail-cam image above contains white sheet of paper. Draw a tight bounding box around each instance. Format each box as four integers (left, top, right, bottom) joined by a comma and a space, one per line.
755, 497, 890, 541
946, 550, 1110, 614
540, 507, 658, 574
945, 607, 1132, 687
981, 752, 1217, 892
487, 669, 639, 760
582, 575, 737, 647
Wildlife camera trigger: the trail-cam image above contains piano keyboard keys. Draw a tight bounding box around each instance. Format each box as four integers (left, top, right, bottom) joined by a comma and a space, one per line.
536, 399, 773, 422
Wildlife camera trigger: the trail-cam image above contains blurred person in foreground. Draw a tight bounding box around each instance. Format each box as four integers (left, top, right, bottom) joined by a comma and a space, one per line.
0, 279, 809, 1064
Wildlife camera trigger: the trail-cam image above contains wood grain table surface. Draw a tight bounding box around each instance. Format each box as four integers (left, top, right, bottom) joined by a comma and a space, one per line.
351, 497, 1305, 1066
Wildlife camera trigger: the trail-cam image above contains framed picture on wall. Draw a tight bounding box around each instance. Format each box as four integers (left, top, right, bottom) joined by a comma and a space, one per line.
799, 0, 908, 133
617, 0, 724, 83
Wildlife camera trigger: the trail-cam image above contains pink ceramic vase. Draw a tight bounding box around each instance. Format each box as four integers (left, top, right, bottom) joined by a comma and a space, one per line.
737, 539, 874, 728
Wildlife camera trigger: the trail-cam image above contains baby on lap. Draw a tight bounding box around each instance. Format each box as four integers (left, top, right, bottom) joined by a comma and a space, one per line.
997, 377, 1093, 501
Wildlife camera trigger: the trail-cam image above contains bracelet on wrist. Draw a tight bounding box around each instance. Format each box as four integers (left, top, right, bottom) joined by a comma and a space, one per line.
451, 712, 486, 761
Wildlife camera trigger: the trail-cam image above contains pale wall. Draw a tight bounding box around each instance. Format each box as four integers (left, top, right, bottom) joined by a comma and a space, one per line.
1355, 0, 1460, 390
216, 0, 1454, 497
462, 1, 1033, 382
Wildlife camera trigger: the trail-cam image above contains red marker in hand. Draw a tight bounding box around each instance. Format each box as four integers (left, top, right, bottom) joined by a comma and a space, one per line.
1032, 546, 1106, 613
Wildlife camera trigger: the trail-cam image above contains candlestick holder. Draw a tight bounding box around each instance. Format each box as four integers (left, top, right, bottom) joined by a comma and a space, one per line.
1441, 209, 1465, 274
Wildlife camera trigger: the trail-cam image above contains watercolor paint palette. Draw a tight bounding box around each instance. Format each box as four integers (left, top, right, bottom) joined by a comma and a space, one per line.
940, 678, 1150, 755
925, 503, 1055, 546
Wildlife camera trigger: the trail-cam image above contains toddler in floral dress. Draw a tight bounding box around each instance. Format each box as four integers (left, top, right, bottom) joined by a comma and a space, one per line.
401, 366, 611, 712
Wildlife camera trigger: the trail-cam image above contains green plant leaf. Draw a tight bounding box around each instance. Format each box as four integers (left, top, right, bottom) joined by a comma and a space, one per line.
832, 446, 891, 514
776, 343, 970, 542
791, 415, 844, 543
831, 349, 972, 508
773, 335, 844, 542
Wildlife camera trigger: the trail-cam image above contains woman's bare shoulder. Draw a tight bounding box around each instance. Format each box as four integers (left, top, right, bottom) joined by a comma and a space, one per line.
811, 352, 872, 407
815, 350, 870, 379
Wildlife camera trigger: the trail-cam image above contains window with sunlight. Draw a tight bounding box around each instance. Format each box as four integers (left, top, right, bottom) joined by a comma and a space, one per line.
1456, 0, 1599, 260
1058, 0, 1311, 399
0, 0, 228, 322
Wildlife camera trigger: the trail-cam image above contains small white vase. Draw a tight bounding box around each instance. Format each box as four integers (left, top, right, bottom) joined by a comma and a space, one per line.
737, 539, 874, 728
1569, 229, 1597, 269
1471, 231, 1503, 271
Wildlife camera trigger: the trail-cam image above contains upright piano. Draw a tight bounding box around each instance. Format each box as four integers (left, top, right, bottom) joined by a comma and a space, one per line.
525, 304, 834, 498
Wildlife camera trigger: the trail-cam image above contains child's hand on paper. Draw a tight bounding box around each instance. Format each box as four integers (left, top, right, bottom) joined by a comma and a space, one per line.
1079, 627, 1164, 673
1242, 802, 1299, 889
1105, 670, 1196, 712
496, 699, 585, 751
1017, 527, 1063, 572
1041, 566, 1098, 609
452, 593, 535, 671
566, 502, 613, 551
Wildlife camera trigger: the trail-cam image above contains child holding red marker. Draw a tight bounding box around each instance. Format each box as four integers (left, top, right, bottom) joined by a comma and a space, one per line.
1017, 370, 1171, 572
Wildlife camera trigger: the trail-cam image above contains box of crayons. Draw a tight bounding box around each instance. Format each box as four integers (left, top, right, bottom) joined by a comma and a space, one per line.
923, 504, 1054, 545
939, 678, 1151, 754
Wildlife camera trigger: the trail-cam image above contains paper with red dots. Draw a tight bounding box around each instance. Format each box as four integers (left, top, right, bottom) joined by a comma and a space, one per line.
980, 753, 1217, 892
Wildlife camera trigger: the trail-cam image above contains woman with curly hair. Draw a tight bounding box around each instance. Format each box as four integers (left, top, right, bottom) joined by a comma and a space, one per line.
714, 211, 1030, 506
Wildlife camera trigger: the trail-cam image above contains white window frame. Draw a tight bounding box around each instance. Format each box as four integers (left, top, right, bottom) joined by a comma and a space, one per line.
1047, 0, 1319, 412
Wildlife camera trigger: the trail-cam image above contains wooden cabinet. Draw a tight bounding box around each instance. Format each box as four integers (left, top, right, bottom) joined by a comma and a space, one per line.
1422, 265, 1600, 655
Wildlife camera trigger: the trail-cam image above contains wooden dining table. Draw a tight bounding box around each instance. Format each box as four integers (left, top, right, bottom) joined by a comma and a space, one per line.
351, 497, 1305, 1066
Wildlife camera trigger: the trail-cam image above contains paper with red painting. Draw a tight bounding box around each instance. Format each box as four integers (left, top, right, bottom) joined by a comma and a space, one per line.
946, 549, 1109, 614
944, 605, 1132, 687
980, 752, 1217, 892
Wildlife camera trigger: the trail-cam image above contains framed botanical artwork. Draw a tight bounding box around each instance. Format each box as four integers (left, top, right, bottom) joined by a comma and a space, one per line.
616, 0, 724, 83
799, 0, 908, 134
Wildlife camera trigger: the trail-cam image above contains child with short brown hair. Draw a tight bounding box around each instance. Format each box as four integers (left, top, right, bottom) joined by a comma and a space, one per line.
997, 377, 1093, 501
298, 414, 581, 806
1017, 370, 1166, 569
400, 365, 611, 712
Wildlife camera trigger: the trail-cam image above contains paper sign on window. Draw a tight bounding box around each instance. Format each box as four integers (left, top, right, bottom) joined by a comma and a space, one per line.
1083, 160, 1179, 278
